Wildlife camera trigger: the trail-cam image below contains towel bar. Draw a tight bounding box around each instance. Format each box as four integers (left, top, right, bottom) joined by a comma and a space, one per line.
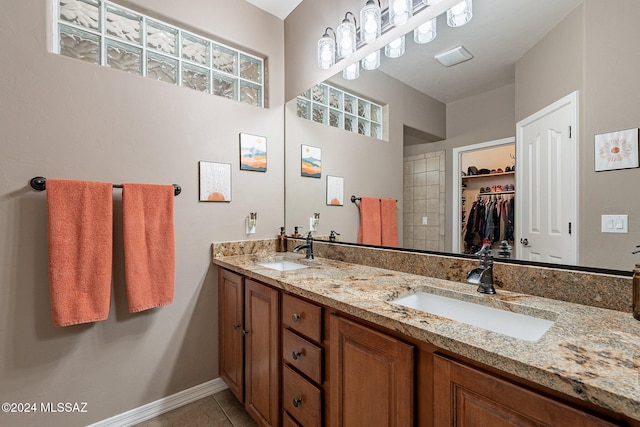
350, 195, 397, 204
30, 177, 181, 196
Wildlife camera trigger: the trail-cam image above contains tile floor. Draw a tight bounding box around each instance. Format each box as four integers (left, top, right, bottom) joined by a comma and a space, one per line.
133, 389, 257, 427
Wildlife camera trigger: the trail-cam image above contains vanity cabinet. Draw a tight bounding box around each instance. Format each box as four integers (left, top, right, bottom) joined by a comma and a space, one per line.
218, 269, 280, 427
433, 354, 618, 427
218, 266, 631, 427
329, 315, 414, 426
281, 294, 324, 427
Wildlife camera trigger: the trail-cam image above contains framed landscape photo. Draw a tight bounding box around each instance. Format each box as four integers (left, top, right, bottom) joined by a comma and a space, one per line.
594, 128, 639, 172
301, 144, 321, 178
239, 133, 267, 172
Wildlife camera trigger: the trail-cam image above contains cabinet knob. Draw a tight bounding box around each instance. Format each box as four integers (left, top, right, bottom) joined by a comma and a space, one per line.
292, 350, 302, 360
241, 330, 249, 337
233, 323, 241, 330
292, 313, 301, 322
292, 398, 302, 408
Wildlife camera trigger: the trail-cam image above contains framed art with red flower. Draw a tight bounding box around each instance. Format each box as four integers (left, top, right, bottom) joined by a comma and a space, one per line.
594, 128, 639, 172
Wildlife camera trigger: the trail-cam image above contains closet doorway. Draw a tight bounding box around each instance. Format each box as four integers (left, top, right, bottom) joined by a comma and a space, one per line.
452, 137, 516, 256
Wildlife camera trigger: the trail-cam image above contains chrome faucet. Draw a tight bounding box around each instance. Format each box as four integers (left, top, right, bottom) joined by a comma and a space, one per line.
467, 243, 495, 294
292, 232, 314, 259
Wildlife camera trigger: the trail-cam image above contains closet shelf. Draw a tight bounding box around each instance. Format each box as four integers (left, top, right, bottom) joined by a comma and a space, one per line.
477, 190, 515, 196
462, 171, 514, 180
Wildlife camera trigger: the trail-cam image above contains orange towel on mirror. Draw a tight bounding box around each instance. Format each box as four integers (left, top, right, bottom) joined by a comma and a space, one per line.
357, 197, 381, 245
380, 198, 398, 247
47, 179, 113, 327
122, 183, 175, 313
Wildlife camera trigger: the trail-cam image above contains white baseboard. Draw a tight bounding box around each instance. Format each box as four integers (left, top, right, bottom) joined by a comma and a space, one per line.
87, 377, 228, 427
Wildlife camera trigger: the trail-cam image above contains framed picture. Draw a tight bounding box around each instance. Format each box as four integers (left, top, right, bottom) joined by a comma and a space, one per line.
594, 128, 639, 172
301, 144, 321, 178
199, 161, 231, 202
326, 176, 344, 206
239, 133, 267, 172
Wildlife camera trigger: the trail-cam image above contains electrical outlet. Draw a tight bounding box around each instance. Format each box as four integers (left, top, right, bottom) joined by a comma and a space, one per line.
422, 217, 428, 225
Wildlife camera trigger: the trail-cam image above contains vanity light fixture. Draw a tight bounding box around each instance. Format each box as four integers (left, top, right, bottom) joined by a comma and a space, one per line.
414, 17, 437, 44
343, 61, 360, 80
360, 0, 381, 44
317, 27, 336, 70
385, 35, 406, 58
336, 12, 357, 58
422, 0, 442, 5
361, 49, 381, 70
447, 0, 472, 27
389, 0, 412, 26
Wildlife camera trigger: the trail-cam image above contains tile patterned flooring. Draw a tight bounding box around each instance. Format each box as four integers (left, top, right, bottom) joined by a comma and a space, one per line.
133, 389, 257, 427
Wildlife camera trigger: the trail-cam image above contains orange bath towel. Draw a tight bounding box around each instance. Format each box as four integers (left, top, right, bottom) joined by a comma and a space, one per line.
47, 179, 113, 327
122, 183, 175, 313
357, 197, 381, 245
380, 198, 398, 247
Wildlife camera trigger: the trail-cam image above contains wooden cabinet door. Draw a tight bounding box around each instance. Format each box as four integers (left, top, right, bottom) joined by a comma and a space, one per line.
330, 315, 414, 427
219, 269, 244, 403
245, 279, 280, 427
433, 354, 618, 427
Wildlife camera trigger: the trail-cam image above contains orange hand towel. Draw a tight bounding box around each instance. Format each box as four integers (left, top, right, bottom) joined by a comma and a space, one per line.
47, 179, 113, 327
122, 183, 175, 313
357, 197, 381, 245
380, 198, 398, 247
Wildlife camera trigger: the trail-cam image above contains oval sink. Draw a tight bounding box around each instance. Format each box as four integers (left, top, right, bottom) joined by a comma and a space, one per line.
259, 260, 308, 272
391, 292, 554, 342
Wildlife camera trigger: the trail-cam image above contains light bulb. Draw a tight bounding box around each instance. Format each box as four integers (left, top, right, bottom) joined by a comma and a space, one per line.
361, 50, 380, 70
320, 46, 332, 61
447, 0, 472, 27
364, 16, 377, 34
414, 18, 437, 44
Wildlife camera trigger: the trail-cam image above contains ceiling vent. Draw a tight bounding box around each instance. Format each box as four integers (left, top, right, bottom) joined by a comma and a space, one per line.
434, 45, 473, 67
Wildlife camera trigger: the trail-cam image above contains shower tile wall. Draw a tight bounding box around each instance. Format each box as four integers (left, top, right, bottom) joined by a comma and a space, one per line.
403, 151, 445, 251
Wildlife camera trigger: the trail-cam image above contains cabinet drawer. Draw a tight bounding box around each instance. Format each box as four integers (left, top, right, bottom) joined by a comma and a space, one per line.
282, 294, 322, 342
283, 329, 322, 383
283, 364, 322, 427
283, 411, 302, 427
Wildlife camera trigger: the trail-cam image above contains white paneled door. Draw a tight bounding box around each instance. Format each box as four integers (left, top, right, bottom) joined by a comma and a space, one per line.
516, 92, 578, 264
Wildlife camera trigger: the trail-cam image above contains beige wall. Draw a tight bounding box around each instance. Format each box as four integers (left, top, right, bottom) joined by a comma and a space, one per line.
0, 0, 284, 425
285, 70, 445, 246
516, 0, 640, 270
405, 83, 516, 251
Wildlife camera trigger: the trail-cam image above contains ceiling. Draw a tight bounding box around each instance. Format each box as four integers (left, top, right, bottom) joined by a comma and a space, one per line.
244, 0, 303, 20
377, 0, 584, 103
249, 0, 584, 103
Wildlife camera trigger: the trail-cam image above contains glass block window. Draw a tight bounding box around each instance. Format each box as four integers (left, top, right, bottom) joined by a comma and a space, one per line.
297, 83, 384, 140
54, 0, 265, 107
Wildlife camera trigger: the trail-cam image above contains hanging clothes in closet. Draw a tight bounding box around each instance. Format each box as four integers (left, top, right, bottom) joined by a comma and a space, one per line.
462, 194, 514, 254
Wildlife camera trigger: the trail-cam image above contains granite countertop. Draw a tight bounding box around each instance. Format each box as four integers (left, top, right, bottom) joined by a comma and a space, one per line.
212, 252, 640, 421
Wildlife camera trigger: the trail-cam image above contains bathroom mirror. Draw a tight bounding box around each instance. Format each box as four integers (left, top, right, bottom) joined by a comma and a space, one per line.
285, 0, 640, 272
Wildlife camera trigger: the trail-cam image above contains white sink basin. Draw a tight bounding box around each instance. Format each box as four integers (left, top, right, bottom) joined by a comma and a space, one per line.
259, 260, 308, 272
391, 292, 554, 342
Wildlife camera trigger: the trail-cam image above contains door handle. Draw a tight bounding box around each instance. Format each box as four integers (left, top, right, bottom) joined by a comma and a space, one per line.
520, 238, 529, 246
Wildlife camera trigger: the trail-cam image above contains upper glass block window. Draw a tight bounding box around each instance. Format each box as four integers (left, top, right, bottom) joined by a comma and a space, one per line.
53, 0, 265, 108
297, 84, 384, 141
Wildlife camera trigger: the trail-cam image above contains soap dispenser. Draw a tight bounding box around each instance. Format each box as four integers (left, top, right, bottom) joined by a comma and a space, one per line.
292, 226, 302, 238
276, 227, 287, 252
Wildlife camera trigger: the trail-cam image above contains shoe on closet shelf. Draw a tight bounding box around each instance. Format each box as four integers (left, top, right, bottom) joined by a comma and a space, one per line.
497, 168, 503, 173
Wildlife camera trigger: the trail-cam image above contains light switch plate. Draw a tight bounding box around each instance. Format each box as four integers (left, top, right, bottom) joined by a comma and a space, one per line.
422, 216, 428, 225
601, 214, 628, 233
